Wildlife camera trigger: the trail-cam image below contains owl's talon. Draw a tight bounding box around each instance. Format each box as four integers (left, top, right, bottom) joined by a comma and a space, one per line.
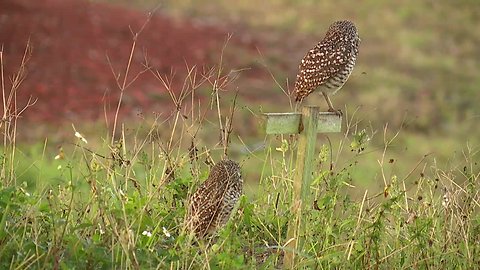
328, 108, 343, 116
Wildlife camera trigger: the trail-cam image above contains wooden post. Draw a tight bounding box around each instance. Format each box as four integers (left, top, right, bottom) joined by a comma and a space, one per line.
285, 106, 319, 268
262, 106, 342, 268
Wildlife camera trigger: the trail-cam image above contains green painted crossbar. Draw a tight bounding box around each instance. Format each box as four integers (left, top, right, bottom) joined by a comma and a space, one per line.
262, 111, 341, 134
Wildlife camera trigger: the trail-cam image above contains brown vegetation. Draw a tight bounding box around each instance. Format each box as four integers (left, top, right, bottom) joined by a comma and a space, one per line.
0, 0, 257, 122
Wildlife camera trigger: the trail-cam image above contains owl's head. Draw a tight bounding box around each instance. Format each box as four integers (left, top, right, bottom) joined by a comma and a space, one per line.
210, 159, 242, 184
326, 20, 360, 44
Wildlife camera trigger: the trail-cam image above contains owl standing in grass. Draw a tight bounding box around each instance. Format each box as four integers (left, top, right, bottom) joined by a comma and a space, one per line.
294, 20, 360, 115
186, 159, 243, 238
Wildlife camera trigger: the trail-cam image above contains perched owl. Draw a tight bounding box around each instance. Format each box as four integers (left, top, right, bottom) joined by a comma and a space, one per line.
294, 20, 360, 115
186, 159, 243, 238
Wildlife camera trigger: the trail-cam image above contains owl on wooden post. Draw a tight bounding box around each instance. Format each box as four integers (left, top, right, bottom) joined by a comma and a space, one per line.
294, 20, 360, 115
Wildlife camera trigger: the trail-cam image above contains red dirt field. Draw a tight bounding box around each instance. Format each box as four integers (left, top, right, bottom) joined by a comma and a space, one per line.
0, 0, 259, 123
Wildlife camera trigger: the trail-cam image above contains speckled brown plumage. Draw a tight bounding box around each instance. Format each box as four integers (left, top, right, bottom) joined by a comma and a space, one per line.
294, 20, 360, 114
186, 159, 243, 238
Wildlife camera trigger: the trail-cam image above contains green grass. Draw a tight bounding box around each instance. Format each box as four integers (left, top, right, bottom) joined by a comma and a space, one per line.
1, 110, 480, 269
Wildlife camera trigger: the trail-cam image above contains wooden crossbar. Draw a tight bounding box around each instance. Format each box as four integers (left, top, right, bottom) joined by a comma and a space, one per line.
263, 112, 341, 134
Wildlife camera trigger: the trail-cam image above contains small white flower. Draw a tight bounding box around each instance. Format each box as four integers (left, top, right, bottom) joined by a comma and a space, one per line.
142, 230, 152, 237
162, 227, 171, 238
54, 154, 61, 160
98, 224, 105, 235
74, 131, 88, 144
57, 165, 62, 170
442, 189, 450, 209
442, 194, 449, 208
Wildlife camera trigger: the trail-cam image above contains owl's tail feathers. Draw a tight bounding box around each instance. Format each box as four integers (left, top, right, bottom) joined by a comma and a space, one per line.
294, 100, 300, 112
294, 94, 302, 102
293, 92, 303, 112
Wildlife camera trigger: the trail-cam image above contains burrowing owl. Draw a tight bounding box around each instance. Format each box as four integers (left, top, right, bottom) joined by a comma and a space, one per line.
186, 159, 243, 238
294, 20, 360, 115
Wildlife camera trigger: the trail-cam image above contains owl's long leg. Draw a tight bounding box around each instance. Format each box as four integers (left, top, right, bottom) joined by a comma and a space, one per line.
322, 92, 342, 116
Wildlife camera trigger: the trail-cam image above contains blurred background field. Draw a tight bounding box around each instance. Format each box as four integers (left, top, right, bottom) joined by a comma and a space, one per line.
1, 0, 479, 194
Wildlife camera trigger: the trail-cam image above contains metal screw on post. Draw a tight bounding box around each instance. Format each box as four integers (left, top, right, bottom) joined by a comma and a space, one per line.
262, 106, 342, 268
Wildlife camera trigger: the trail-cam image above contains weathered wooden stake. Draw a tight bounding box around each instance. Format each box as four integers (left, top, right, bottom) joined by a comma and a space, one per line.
262, 106, 342, 268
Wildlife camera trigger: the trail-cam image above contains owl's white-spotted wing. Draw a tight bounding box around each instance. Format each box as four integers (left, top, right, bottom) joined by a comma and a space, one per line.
188, 177, 225, 236
186, 160, 242, 238
294, 42, 350, 101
